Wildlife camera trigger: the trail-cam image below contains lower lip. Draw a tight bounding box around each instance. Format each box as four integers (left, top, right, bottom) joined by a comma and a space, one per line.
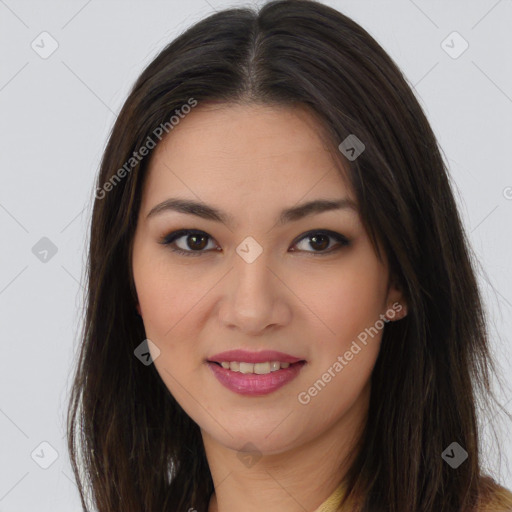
207, 361, 306, 396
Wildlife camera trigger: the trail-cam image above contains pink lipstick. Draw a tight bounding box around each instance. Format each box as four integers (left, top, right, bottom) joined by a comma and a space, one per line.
206, 349, 306, 396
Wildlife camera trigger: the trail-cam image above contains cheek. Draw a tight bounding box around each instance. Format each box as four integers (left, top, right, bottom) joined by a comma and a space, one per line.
133, 262, 205, 399
296, 272, 385, 432
295, 254, 386, 413
133, 255, 207, 342
303, 258, 387, 347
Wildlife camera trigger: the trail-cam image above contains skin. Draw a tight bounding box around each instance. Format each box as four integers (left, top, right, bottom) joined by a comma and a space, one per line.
131, 102, 407, 512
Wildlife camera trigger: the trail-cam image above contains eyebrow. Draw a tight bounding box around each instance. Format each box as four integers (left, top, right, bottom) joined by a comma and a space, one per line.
146, 197, 358, 227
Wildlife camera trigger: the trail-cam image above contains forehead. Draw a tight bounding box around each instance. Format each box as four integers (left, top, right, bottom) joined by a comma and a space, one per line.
156, 101, 334, 152
141, 102, 354, 210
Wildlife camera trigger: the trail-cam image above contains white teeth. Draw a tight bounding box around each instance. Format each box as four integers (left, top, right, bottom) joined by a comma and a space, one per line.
239, 362, 253, 374
269, 361, 281, 371
254, 362, 270, 374
217, 361, 294, 374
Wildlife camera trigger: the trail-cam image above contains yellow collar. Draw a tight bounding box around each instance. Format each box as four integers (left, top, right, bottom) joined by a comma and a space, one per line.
313, 481, 347, 512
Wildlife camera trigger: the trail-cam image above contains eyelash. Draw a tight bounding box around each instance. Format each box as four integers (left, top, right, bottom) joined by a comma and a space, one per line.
159, 229, 350, 257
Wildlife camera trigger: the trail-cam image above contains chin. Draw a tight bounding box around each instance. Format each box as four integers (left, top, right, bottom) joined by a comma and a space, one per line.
201, 420, 306, 456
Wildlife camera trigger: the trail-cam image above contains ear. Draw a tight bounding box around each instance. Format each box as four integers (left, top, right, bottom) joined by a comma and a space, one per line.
384, 275, 408, 321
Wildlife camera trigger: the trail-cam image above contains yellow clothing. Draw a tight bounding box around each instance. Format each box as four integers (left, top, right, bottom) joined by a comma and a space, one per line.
312, 481, 347, 512
479, 478, 512, 511
312, 477, 512, 511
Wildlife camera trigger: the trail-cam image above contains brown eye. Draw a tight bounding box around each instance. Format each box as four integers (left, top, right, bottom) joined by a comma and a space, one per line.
291, 230, 350, 255
185, 233, 209, 250
161, 229, 217, 256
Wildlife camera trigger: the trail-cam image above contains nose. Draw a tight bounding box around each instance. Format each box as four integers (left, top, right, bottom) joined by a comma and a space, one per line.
217, 249, 292, 336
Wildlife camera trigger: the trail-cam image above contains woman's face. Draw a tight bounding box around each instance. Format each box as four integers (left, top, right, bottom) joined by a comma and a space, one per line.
132, 102, 405, 454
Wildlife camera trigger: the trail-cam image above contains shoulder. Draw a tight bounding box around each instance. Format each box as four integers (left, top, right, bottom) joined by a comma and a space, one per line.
477, 475, 512, 511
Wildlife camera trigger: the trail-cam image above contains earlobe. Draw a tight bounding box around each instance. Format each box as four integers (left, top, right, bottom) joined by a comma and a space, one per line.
385, 277, 408, 322
388, 302, 407, 321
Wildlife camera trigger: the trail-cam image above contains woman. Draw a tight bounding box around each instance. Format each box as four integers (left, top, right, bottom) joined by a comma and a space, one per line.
67, 1, 512, 510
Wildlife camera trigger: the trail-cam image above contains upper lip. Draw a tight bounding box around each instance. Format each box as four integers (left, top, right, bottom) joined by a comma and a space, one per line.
207, 349, 304, 364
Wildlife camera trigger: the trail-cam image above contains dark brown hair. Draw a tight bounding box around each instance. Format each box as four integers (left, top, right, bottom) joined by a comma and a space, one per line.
67, 1, 510, 510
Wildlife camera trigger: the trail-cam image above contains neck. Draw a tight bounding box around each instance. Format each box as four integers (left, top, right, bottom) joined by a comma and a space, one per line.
203, 384, 369, 512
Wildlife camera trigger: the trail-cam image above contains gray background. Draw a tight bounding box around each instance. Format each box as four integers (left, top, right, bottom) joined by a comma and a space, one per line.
1, 0, 511, 510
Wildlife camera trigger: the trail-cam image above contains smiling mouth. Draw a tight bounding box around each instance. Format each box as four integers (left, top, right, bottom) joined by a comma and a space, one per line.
207, 360, 306, 375
206, 359, 307, 396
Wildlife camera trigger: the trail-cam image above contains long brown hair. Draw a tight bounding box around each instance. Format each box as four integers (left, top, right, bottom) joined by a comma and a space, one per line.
67, 1, 510, 510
